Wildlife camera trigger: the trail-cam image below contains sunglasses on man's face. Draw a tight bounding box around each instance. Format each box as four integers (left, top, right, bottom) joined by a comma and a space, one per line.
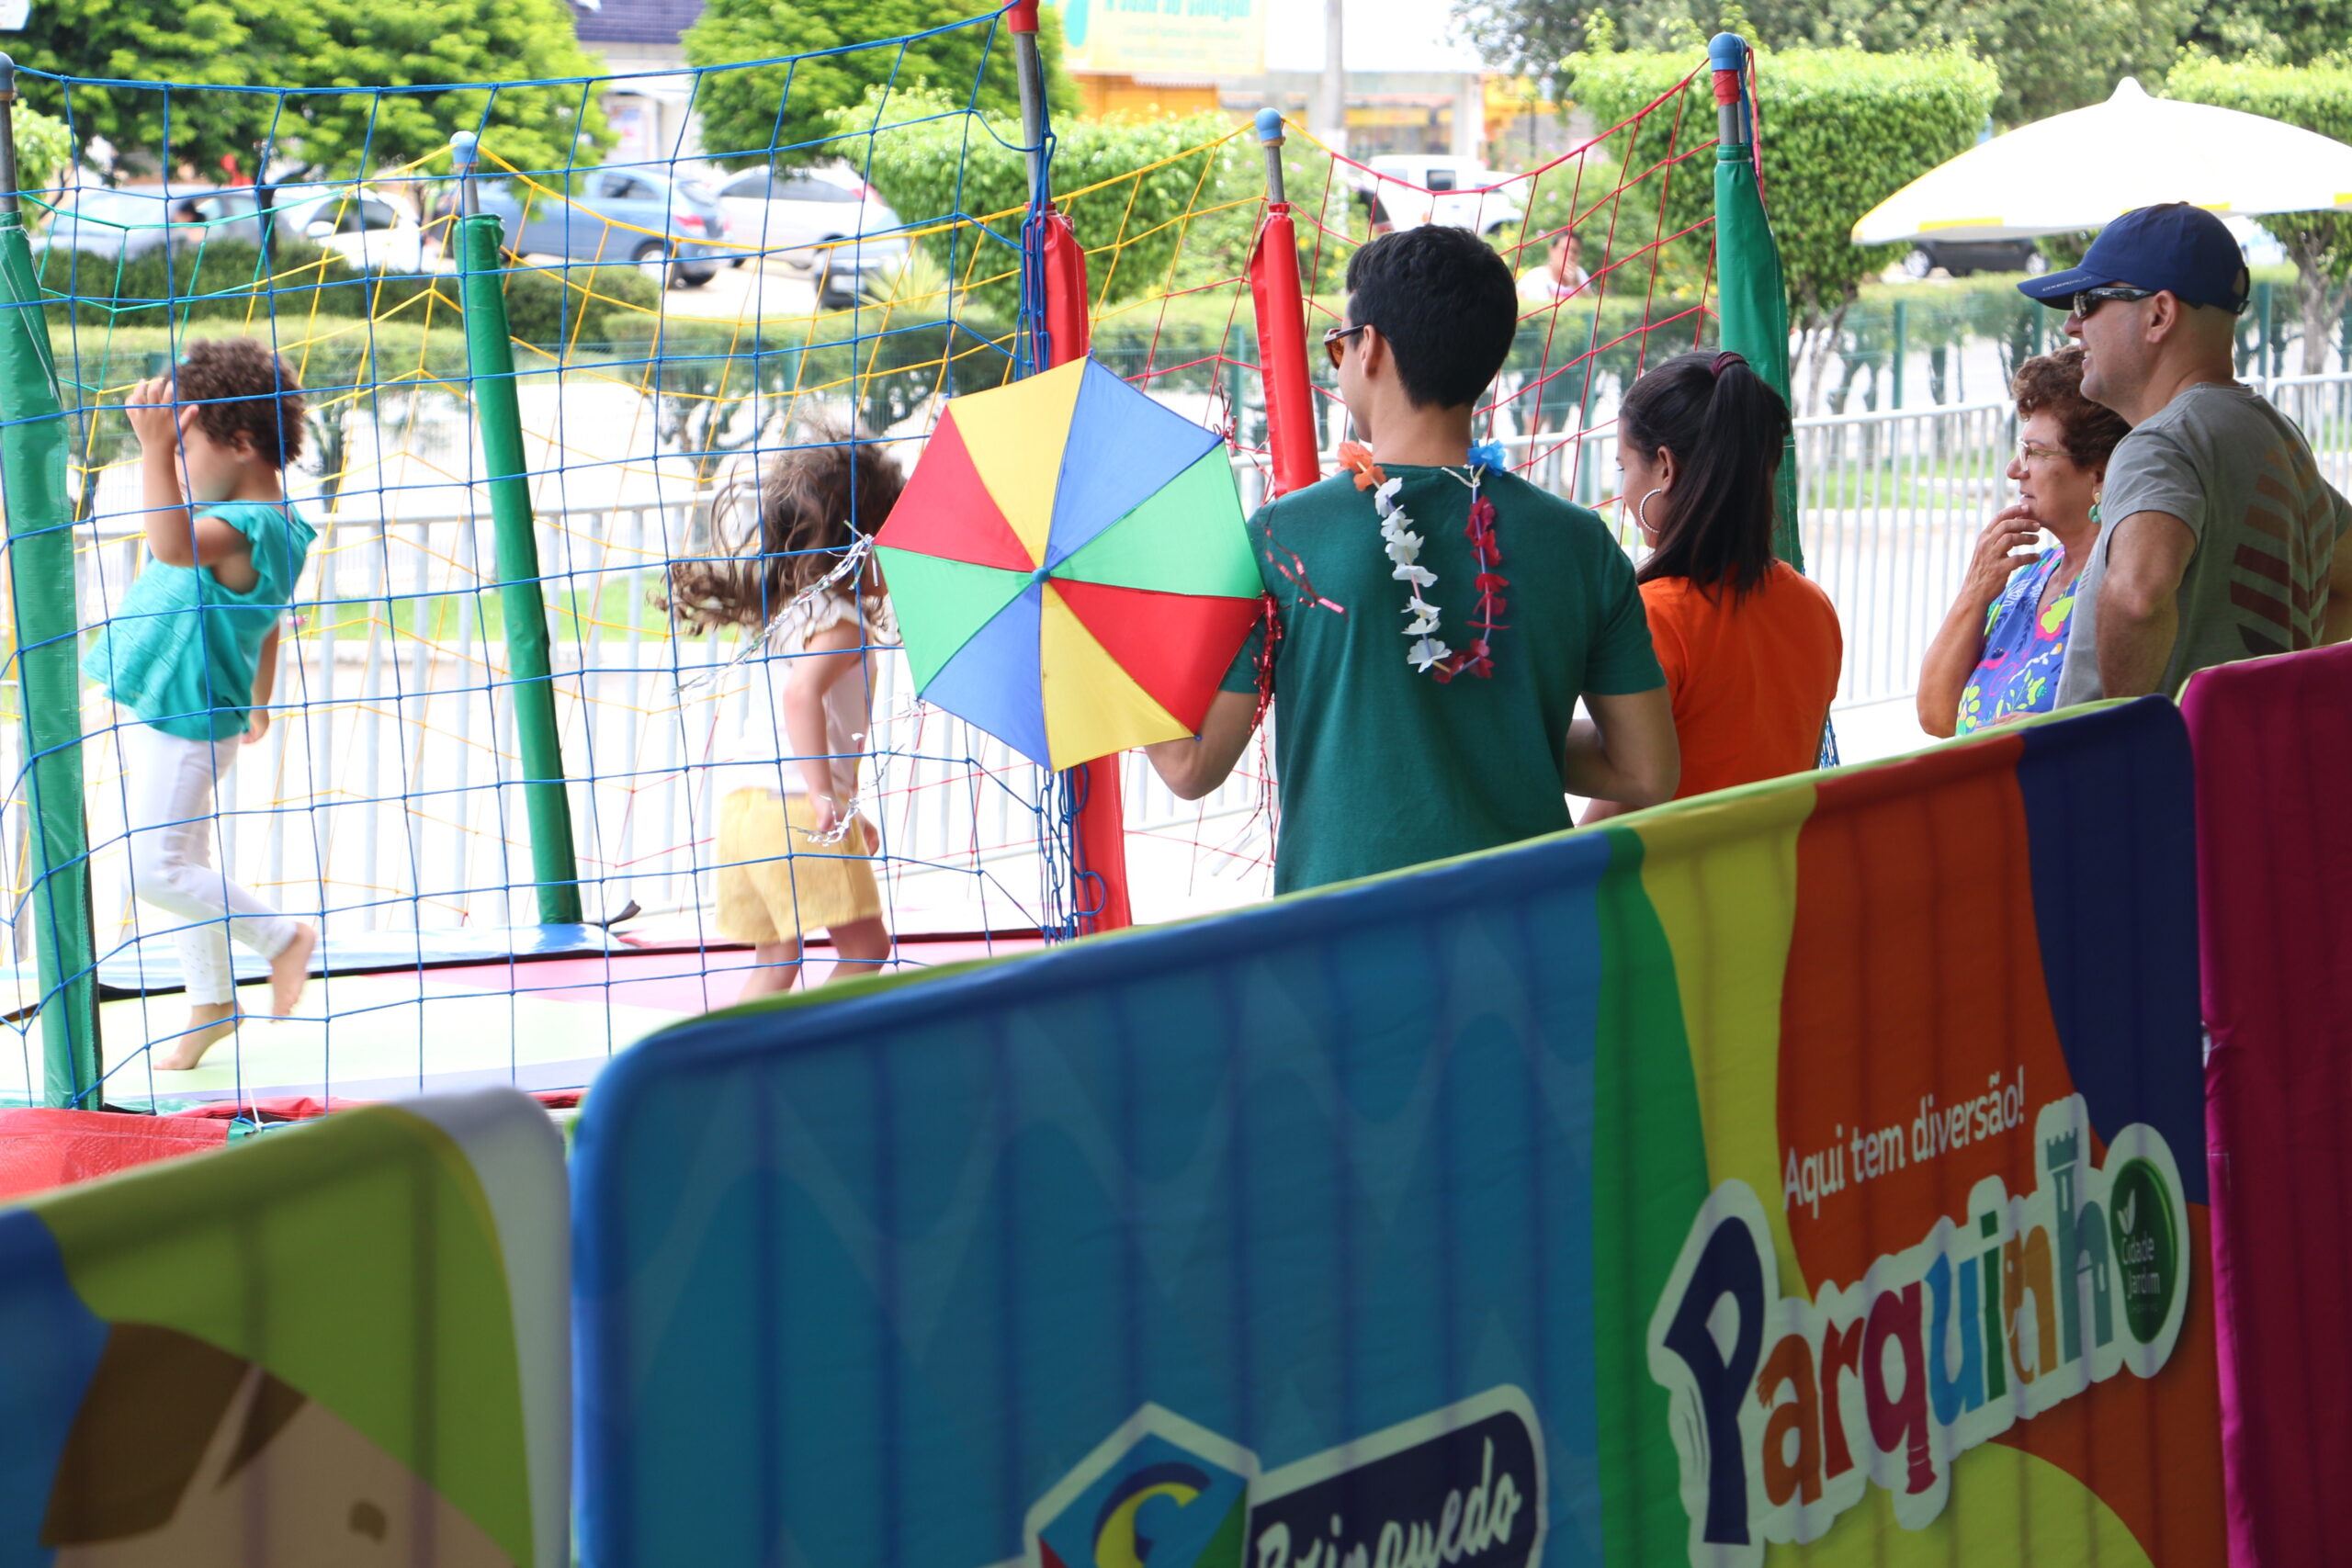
1323, 322, 1368, 367
2067, 285, 2157, 321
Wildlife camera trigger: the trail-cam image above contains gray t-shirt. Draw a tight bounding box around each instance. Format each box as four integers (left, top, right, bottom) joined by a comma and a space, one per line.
2055, 382, 2352, 705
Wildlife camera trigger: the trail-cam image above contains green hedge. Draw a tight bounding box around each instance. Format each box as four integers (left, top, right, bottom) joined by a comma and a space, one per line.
39, 238, 345, 327
827, 88, 1248, 320
1566, 45, 1998, 330
357, 261, 662, 346
603, 303, 1020, 435
36, 240, 660, 348
46, 319, 480, 513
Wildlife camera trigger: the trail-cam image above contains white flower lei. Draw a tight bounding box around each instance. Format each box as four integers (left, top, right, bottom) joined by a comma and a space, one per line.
1376, 468, 1500, 676
1374, 474, 1454, 672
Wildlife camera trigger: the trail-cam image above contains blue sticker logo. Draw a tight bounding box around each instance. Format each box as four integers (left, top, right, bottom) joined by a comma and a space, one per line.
1029, 1409, 1255, 1568
1025, 1391, 1544, 1568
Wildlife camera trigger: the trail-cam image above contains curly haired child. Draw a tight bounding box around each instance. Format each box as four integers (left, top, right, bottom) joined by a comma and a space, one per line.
664, 436, 901, 1002
82, 339, 319, 1069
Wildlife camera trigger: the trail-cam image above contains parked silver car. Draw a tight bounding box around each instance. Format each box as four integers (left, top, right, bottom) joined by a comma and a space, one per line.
715, 164, 906, 306
266, 183, 434, 273
36, 185, 269, 263
435, 166, 730, 288
36, 182, 434, 274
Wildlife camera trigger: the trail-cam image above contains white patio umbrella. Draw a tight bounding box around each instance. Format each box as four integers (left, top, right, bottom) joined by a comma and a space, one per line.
1852, 77, 2352, 243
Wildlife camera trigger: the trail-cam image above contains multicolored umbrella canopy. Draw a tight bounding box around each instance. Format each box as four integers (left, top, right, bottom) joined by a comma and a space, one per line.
876, 358, 1265, 771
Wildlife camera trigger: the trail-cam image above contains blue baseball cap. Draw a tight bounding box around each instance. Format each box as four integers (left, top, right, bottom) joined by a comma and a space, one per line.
2017, 202, 2249, 314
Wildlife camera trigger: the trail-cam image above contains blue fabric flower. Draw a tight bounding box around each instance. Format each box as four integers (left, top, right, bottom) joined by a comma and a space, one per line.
1467, 438, 1508, 472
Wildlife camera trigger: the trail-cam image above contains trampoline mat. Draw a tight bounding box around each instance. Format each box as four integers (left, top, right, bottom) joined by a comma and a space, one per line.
7, 936, 1037, 1112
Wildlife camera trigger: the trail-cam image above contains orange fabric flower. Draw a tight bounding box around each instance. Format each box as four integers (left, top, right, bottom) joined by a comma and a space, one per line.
1337, 441, 1386, 491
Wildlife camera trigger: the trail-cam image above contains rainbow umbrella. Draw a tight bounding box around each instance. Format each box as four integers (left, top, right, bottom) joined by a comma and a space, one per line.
876, 358, 1265, 771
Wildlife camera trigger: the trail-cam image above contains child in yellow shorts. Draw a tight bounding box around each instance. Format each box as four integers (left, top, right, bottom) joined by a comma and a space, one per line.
665, 437, 901, 1002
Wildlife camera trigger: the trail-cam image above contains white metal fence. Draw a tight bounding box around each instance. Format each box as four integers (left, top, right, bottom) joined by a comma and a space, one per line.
56, 494, 1272, 961
17, 371, 2352, 964
1796, 399, 2019, 707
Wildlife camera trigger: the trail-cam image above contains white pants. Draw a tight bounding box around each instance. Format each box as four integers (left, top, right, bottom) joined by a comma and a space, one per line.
122, 723, 297, 1007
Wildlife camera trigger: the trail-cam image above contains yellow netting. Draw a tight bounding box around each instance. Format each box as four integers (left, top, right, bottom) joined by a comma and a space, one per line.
0, 51, 1715, 1100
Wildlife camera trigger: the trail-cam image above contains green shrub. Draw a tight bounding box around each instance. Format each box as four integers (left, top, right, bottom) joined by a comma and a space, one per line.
356, 260, 661, 347
13, 108, 70, 197
37, 237, 348, 327
35, 237, 660, 350
1566, 42, 1997, 408
604, 300, 1017, 435
828, 88, 1247, 320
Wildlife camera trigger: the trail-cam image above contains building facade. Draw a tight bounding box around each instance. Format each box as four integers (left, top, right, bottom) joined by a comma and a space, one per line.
571, 0, 706, 164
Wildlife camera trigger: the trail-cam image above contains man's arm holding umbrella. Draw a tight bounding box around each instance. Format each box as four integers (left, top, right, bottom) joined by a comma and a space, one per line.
1145, 690, 1259, 800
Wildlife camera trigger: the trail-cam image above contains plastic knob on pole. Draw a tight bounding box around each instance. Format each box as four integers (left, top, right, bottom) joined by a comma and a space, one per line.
450, 131, 480, 216
1255, 107, 1288, 205
0, 53, 19, 217
1708, 32, 1751, 146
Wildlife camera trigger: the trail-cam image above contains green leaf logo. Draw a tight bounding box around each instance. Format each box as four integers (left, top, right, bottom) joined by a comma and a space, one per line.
2109, 1157, 2179, 1347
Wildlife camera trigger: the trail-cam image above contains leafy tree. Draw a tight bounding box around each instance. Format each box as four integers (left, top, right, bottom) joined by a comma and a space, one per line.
2180, 0, 2352, 66
1737, 0, 2188, 125
11, 0, 605, 180
684, 0, 1078, 170
1566, 43, 1996, 411
2166, 58, 2352, 373
1464, 0, 2182, 124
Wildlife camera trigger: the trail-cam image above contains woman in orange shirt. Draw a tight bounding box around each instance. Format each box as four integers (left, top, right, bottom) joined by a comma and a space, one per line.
1582, 351, 1841, 819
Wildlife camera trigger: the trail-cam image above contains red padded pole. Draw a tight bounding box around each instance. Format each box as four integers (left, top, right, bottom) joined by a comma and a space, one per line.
1249, 109, 1320, 497
1035, 210, 1131, 934
1040, 212, 1091, 365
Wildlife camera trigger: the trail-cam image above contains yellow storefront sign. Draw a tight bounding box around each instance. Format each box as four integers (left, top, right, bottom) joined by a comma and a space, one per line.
1047, 0, 1266, 79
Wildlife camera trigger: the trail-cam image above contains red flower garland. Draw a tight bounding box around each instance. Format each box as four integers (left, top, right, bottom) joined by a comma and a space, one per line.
1430, 492, 1505, 683
1266, 445, 1506, 690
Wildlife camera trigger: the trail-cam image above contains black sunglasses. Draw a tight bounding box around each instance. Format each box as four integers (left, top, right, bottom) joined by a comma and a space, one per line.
1322, 322, 1368, 365
2069, 283, 2249, 320
2069, 286, 2156, 320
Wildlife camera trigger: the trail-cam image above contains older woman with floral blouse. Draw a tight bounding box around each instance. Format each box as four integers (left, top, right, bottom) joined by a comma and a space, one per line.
1918, 344, 2129, 737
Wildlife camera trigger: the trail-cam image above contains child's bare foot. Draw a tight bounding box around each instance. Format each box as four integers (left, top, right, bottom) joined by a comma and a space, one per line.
270, 923, 317, 1018
155, 1001, 239, 1071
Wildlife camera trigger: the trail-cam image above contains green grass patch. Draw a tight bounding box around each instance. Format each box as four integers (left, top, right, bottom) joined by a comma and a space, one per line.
302, 573, 673, 647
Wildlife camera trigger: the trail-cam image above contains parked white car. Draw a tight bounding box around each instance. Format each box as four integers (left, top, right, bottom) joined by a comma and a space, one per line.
1356, 155, 1526, 241
714, 164, 907, 305
269, 183, 435, 273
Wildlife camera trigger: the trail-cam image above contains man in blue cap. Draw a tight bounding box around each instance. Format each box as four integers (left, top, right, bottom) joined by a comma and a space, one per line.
2019, 201, 2352, 704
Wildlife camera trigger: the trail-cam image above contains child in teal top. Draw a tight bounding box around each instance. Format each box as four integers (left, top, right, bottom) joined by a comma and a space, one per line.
81, 339, 319, 1069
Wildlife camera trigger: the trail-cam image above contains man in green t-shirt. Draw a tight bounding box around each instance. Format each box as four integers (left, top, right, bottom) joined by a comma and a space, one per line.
1146, 226, 1677, 894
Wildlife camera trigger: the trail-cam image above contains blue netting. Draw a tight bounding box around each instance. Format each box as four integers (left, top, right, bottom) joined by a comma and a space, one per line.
0, 12, 1719, 1111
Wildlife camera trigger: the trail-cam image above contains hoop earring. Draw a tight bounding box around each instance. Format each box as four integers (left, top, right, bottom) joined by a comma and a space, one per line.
1636, 488, 1662, 530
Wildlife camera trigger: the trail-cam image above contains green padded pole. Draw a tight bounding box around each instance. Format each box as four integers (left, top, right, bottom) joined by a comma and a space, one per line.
1709, 32, 1804, 571
0, 57, 100, 1103
453, 188, 582, 925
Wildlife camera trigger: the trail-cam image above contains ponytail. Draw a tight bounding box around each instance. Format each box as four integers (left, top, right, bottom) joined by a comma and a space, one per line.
1621, 350, 1791, 600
